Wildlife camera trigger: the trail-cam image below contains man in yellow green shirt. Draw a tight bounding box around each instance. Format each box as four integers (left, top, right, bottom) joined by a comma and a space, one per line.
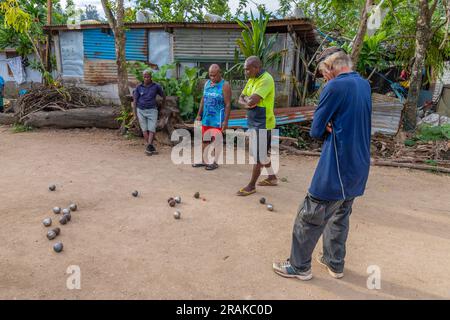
237, 56, 278, 196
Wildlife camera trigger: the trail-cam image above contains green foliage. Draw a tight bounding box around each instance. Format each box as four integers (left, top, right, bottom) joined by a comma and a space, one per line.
227, 7, 284, 76
128, 62, 207, 120
12, 123, 33, 133
416, 124, 450, 142
279, 123, 308, 149
116, 108, 133, 130
135, 0, 232, 22
357, 31, 392, 75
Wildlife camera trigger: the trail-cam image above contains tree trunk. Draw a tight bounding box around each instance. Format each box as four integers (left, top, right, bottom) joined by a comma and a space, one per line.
23, 106, 121, 129
351, 0, 374, 68
403, 0, 438, 131
0, 113, 17, 125
100, 0, 130, 111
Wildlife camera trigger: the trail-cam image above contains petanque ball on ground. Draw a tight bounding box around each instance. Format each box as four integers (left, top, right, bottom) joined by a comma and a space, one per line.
173, 211, 181, 219
42, 218, 52, 227
174, 196, 181, 204
63, 212, 71, 222
49, 184, 56, 191
53, 242, 63, 253
259, 197, 266, 204
62, 208, 70, 215
53, 207, 61, 214
47, 230, 57, 240
52, 227, 61, 235
167, 197, 174, 203
267, 204, 274, 211
169, 199, 176, 207
69, 203, 77, 211
59, 216, 68, 225
194, 192, 200, 199
132, 191, 139, 197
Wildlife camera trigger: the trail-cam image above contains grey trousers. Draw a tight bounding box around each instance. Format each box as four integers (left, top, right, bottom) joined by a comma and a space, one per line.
290, 194, 354, 273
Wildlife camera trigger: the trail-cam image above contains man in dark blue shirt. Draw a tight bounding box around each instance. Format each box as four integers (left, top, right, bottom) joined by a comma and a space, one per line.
273, 47, 372, 281
133, 69, 165, 155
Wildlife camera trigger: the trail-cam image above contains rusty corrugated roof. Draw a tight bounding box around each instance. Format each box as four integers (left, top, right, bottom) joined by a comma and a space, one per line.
44, 18, 318, 44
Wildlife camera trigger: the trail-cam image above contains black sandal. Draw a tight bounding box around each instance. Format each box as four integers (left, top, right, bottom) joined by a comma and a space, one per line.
205, 163, 219, 170
192, 163, 206, 168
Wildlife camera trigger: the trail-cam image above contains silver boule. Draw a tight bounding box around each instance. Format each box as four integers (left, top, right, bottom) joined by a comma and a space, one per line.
173, 211, 181, 219
62, 208, 70, 215
47, 230, 57, 240
53, 242, 63, 253
43, 218, 52, 227
59, 216, 68, 225
174, 196, 181, 204
69, 203, 77, 211
53, 207, 61, 214
49, 184, 56, 191
63, 212, 71, 222
267, 204, 274, 211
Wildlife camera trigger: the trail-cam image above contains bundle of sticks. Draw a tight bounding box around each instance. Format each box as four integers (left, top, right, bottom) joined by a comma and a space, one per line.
15, 85, 103, 121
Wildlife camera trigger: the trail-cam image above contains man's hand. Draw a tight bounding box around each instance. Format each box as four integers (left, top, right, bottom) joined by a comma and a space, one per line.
196, 114, 202, 121
326, 122, 332, 133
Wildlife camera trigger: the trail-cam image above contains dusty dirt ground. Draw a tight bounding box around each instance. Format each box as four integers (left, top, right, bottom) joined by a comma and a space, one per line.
0, 127, 449, 300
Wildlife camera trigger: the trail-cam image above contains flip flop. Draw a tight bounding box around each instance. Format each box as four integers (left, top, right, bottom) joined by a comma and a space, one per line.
192, 163, 206, 167
257, 179, 278, 186
205, 163, 219, 170
236, 188, 256, 196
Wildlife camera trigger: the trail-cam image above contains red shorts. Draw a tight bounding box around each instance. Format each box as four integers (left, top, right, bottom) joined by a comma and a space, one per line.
201, 125, 222, 138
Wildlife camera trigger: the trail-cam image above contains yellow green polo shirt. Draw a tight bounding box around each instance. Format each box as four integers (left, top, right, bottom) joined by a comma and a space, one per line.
242, 71, 276, 129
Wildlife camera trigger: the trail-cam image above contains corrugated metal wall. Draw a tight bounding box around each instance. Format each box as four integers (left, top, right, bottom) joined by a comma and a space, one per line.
59, 31, 84, 78
173, 29, 241, 62
84, 59, 138, 85
83, 28, 147, 61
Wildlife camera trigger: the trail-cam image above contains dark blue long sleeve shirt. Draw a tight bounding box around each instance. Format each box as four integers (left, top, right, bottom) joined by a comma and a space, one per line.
308, 72, 372, 201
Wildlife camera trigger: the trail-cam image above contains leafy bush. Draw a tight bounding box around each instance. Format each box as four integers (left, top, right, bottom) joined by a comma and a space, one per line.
416, 124, 450, 141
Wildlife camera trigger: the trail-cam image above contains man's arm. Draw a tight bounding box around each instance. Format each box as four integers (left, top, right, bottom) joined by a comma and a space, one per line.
222, 82, 232, 130
310, 84, 342, 139
196, 96, 204, 121
157, 85, 165, 110
132, 88, 139, 119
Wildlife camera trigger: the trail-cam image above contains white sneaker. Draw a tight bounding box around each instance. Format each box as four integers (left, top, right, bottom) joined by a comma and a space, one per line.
273, 260, 313, 281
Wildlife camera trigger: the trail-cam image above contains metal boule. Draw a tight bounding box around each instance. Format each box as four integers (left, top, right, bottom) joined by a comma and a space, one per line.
53, 242, 63, 253
59, 216, 68, 225
47, 230, 56, 240
43, 218, 52, 227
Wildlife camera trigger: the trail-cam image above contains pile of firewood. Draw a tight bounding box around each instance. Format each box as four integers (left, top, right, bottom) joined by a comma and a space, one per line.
15, 85, 103, 121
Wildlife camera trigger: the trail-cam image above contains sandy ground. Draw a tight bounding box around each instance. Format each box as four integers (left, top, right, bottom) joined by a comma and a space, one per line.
0, 127, 449, 300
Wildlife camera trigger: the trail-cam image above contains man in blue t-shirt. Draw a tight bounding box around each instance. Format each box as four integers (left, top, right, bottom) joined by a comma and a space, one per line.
0, 76, 5, 113
273, 47, 372, 281
133, 69, 165, 155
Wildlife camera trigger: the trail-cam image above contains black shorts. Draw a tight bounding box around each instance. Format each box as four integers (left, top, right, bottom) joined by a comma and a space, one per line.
248, 128, 272, 164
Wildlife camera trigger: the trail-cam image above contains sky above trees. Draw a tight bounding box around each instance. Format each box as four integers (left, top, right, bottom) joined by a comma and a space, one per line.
58, 0, 281, 18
